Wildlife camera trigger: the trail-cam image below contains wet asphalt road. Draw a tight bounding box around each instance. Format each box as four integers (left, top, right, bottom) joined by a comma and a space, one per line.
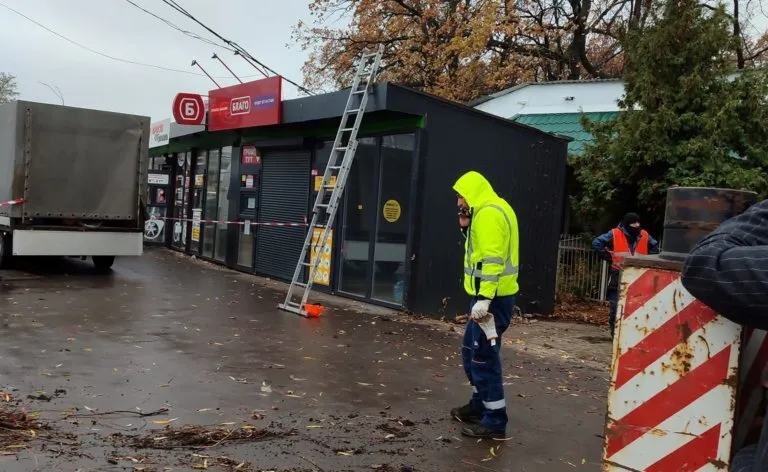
0, 249, 609, 471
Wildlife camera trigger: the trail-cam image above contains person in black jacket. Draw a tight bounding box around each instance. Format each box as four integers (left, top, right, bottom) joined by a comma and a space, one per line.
681, 198, 768, 471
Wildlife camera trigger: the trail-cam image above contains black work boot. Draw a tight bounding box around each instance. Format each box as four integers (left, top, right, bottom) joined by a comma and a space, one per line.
461, 423, 506, 439
450, 404, 482, 424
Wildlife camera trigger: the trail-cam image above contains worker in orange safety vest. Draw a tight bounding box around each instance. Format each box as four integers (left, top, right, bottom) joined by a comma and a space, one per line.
592, 213, 659, 338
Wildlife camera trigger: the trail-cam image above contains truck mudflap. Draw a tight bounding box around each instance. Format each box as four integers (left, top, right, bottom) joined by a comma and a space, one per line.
11, 230, 143, 257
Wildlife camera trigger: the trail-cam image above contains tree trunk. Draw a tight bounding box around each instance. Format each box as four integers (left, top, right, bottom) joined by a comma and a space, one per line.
734, 0, 745, 69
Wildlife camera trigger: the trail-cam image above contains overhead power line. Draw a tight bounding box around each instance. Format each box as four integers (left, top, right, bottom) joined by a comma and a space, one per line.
123, 0, 233, 53
157, 0, 315, 95
0, 1, 260, 80
123, 0, 267, 79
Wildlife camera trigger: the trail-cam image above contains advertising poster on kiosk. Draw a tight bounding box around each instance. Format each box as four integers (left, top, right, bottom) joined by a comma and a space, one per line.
310, 228, 333, 286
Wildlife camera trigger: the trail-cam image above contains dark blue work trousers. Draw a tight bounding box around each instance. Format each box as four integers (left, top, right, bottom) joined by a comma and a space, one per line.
607, 288, 618, 337
462, 295, 515, 432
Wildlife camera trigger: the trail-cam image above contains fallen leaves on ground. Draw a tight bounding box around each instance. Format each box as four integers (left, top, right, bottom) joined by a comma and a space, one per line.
0, 408, 51, 453
111, 423, 296, 450
552, 294, 608, 325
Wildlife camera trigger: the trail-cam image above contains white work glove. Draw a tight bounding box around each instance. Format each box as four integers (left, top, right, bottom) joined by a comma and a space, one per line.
476, 314, 498, 346
471, 299, 498, 346
470, 299, 491, 321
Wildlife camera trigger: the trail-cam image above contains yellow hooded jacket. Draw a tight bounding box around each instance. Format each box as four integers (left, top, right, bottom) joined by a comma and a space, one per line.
453, 171, 520, 299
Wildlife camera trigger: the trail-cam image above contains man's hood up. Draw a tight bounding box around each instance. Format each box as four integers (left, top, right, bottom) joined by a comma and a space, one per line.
453, 171, 497, 209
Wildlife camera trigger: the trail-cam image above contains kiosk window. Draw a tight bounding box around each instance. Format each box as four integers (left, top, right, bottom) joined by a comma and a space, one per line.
202, 149, 220, 259
214, 147, 232, 262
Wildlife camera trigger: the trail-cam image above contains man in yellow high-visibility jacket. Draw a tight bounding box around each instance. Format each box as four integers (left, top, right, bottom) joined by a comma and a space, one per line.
450, 171, 519, 439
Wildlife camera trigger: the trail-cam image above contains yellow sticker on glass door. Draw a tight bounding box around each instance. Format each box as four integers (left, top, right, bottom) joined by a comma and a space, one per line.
382, 200, 401, 223
310, 228, 333, 286
314, 175, 337, 192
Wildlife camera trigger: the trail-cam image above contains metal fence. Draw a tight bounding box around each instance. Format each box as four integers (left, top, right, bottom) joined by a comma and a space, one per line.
555, 234, 608, 301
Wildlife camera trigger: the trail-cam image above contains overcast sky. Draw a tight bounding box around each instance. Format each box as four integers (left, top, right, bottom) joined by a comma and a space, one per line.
2, 1, 766, 125
0, 0, 317, 122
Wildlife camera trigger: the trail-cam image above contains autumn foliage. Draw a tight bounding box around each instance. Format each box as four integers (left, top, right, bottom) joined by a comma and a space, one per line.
293, 1, 768, 103
292, 0, 642, 102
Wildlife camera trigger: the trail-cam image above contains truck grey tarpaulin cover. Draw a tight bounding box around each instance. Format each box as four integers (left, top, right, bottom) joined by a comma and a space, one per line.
0, 100, 149, 222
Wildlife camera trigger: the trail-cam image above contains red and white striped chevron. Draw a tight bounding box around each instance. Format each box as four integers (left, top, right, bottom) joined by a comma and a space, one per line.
733, 328, 768, 450
0, 198, 23, 207
603, 266, 742, 471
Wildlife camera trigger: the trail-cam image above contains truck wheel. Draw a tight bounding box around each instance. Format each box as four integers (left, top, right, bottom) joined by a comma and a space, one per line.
0, 233, 11, 269
92, 256, 115, 271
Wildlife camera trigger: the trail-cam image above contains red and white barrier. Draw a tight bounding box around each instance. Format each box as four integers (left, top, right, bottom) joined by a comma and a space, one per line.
0, 198, 23, 207
604, 266, 741, 471
149, 215, 308, 227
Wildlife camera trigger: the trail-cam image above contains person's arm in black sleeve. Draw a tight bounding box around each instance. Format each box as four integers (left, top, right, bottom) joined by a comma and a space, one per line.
681, 199, 768, 330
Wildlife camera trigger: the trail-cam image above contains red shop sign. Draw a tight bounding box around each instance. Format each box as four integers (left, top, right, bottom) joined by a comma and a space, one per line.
208, 76, 282, 131
172, 93, 205, 125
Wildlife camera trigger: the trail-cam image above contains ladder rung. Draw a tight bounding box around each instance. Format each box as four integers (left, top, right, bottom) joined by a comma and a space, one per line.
294, 282, 308, 288
341, 127, 354, 132
335, 146, 348, 152
352, 89, 366, 95
299, 261, 311, 266
347, 109, 362, 114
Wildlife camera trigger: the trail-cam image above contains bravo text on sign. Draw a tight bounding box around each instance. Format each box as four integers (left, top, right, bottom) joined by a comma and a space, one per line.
230, 96, 251, 115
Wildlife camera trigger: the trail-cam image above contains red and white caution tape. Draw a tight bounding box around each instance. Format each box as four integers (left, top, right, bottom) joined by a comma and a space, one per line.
149, 215, 309, 227
0, 198, 23, 207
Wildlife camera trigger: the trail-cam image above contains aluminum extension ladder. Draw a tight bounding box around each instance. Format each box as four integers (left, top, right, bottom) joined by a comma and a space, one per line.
278, 45, 384, 317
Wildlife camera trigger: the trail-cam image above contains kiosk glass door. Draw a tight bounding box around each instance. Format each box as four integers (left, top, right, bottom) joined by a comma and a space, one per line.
337, 134, 415, 306
236, 146, 260, 270
145, 162, 171, 245
190, 151, 207, 254
171, 152, 191, 251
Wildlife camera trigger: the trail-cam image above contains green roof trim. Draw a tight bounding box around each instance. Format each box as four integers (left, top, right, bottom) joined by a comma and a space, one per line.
241, 113, 424, 145
513, 112, 619, 155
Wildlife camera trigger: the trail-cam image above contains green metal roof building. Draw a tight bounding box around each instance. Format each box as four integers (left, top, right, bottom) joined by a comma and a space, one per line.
470, 79, 624, 155
512, 112, 619, 155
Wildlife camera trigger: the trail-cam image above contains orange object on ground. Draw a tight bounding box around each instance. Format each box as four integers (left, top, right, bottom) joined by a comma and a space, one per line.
304, 304, 323, 318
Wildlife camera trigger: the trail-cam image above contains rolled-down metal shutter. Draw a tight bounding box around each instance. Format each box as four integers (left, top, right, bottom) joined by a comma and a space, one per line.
255, 150, 310, 281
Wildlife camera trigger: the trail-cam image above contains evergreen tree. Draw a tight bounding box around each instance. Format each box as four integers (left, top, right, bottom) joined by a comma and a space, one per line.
573, 0, 768, 231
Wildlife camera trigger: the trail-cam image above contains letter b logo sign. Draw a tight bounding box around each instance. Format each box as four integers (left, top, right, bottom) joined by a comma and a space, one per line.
173, 93, 204, 125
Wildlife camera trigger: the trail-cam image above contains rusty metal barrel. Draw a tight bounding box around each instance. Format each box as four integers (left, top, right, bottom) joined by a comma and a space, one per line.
659, 187, 758, 260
